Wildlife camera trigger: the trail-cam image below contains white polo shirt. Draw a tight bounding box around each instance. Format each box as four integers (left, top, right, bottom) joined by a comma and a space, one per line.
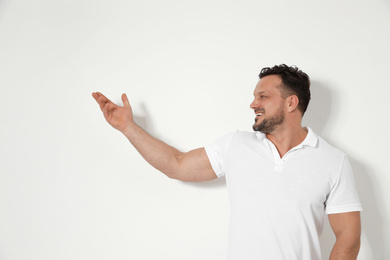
205, 128, 362, 260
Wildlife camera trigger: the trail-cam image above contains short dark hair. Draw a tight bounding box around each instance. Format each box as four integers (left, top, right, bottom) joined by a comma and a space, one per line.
259, 64, 311, 115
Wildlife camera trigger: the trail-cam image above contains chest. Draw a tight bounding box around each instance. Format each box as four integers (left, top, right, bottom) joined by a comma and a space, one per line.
224, 146, 332, 212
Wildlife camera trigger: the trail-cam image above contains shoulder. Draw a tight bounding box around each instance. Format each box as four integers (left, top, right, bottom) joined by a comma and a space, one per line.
308, 129, 348, 169
214, 130, 257, 141
228, 130, 260, 144
316, 135, 346, 159
207, 130, 259, 150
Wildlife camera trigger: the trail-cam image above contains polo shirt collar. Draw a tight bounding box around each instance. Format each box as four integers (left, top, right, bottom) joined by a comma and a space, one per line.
255, 127, 318, 148
302, 127, 318, 148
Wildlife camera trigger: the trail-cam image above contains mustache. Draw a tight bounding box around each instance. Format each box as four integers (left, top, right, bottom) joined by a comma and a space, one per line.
254, 109, 265, 113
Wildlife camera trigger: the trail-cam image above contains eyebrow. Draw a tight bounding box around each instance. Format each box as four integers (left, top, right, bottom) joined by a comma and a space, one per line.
253, 91, 268, 96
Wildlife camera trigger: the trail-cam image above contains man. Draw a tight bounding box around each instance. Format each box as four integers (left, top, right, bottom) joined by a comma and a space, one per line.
92, 64, 362, 260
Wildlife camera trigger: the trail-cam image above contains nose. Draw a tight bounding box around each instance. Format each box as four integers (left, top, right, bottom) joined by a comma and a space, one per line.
250, 98, 259, 110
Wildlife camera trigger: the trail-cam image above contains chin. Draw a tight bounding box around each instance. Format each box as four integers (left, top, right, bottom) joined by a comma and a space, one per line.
252, 124, 262, 132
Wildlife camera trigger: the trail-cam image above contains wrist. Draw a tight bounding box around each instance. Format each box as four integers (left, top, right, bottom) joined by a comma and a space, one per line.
122, 121, 138, 137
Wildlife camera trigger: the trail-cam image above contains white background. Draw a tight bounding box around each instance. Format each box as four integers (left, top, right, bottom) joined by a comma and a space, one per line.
1, 0, 389, 259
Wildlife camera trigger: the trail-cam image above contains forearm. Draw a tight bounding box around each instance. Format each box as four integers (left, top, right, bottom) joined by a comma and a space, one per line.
329, 237, 360, 260
122, 122, 182, 177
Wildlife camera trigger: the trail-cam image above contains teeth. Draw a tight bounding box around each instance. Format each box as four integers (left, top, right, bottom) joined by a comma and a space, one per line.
256, 113, 263, 116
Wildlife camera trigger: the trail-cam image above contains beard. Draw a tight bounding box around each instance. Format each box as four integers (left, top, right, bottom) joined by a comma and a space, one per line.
252, 107, 285, 134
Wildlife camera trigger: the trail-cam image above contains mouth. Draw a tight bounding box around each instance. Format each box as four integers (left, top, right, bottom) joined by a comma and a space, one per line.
255, 111, 264, 118
254, 109, 265, 122
254, 112, 263, 122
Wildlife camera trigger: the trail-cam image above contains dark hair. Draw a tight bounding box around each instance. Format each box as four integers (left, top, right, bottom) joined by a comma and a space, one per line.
259, 64, 311, 115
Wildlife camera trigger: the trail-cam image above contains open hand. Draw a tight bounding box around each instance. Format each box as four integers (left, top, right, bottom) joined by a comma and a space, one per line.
92, 92, 134, 133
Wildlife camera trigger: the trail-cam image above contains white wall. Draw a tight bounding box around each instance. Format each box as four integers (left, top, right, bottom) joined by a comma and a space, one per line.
1, 0, 389, 259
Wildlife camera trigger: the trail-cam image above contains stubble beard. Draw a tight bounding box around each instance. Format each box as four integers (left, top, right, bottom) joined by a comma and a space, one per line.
252, 107, 285, 134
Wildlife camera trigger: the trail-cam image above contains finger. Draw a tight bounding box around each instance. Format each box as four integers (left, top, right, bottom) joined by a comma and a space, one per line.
92, 92, 104, 110
93, 92, 112, 110
92, 92, 100, 102
121, 93, 131, 108
96, 92, 111, 103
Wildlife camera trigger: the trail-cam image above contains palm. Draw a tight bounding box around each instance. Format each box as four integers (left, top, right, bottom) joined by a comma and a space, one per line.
92, 92, 133, 132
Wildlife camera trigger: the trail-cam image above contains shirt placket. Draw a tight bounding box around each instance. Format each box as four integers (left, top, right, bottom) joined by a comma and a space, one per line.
265, 139, 303, 172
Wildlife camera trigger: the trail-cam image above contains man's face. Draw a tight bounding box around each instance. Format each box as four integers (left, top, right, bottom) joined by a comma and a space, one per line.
250, 75, 286, 134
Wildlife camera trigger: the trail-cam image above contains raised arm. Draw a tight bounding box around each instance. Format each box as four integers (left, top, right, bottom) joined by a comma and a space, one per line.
328, 211, 361, 260
92, 92, 217, 182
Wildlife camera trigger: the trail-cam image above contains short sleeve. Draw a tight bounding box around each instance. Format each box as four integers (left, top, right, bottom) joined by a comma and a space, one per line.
204, 132, 236, 178
325, 155, 362, 214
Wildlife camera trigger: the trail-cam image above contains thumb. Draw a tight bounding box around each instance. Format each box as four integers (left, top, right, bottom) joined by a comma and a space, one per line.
121, 93, 131, 108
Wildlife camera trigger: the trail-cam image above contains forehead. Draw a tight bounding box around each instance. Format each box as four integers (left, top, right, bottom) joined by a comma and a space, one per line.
254, 75, 283, 95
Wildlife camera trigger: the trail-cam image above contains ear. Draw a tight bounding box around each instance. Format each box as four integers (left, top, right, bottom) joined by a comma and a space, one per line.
286, 95, 299, 113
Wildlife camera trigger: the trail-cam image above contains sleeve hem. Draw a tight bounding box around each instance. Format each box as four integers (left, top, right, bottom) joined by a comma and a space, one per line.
326, 204, 363, 214
204, 145, 225, 178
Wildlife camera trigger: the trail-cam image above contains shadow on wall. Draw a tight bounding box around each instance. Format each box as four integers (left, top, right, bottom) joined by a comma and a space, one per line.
352, 159, 385, 259
133, 103, 158, 138
302, 80, 340, 137
306, 81, 384, 259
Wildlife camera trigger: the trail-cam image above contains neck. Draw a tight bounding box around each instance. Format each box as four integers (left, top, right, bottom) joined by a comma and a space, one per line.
266, 124, 308, 158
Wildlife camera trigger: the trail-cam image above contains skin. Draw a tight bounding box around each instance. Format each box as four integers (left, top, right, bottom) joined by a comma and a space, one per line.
250, 75, 307, 157
328, 212, 361, 260
92, 74, 361, 258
